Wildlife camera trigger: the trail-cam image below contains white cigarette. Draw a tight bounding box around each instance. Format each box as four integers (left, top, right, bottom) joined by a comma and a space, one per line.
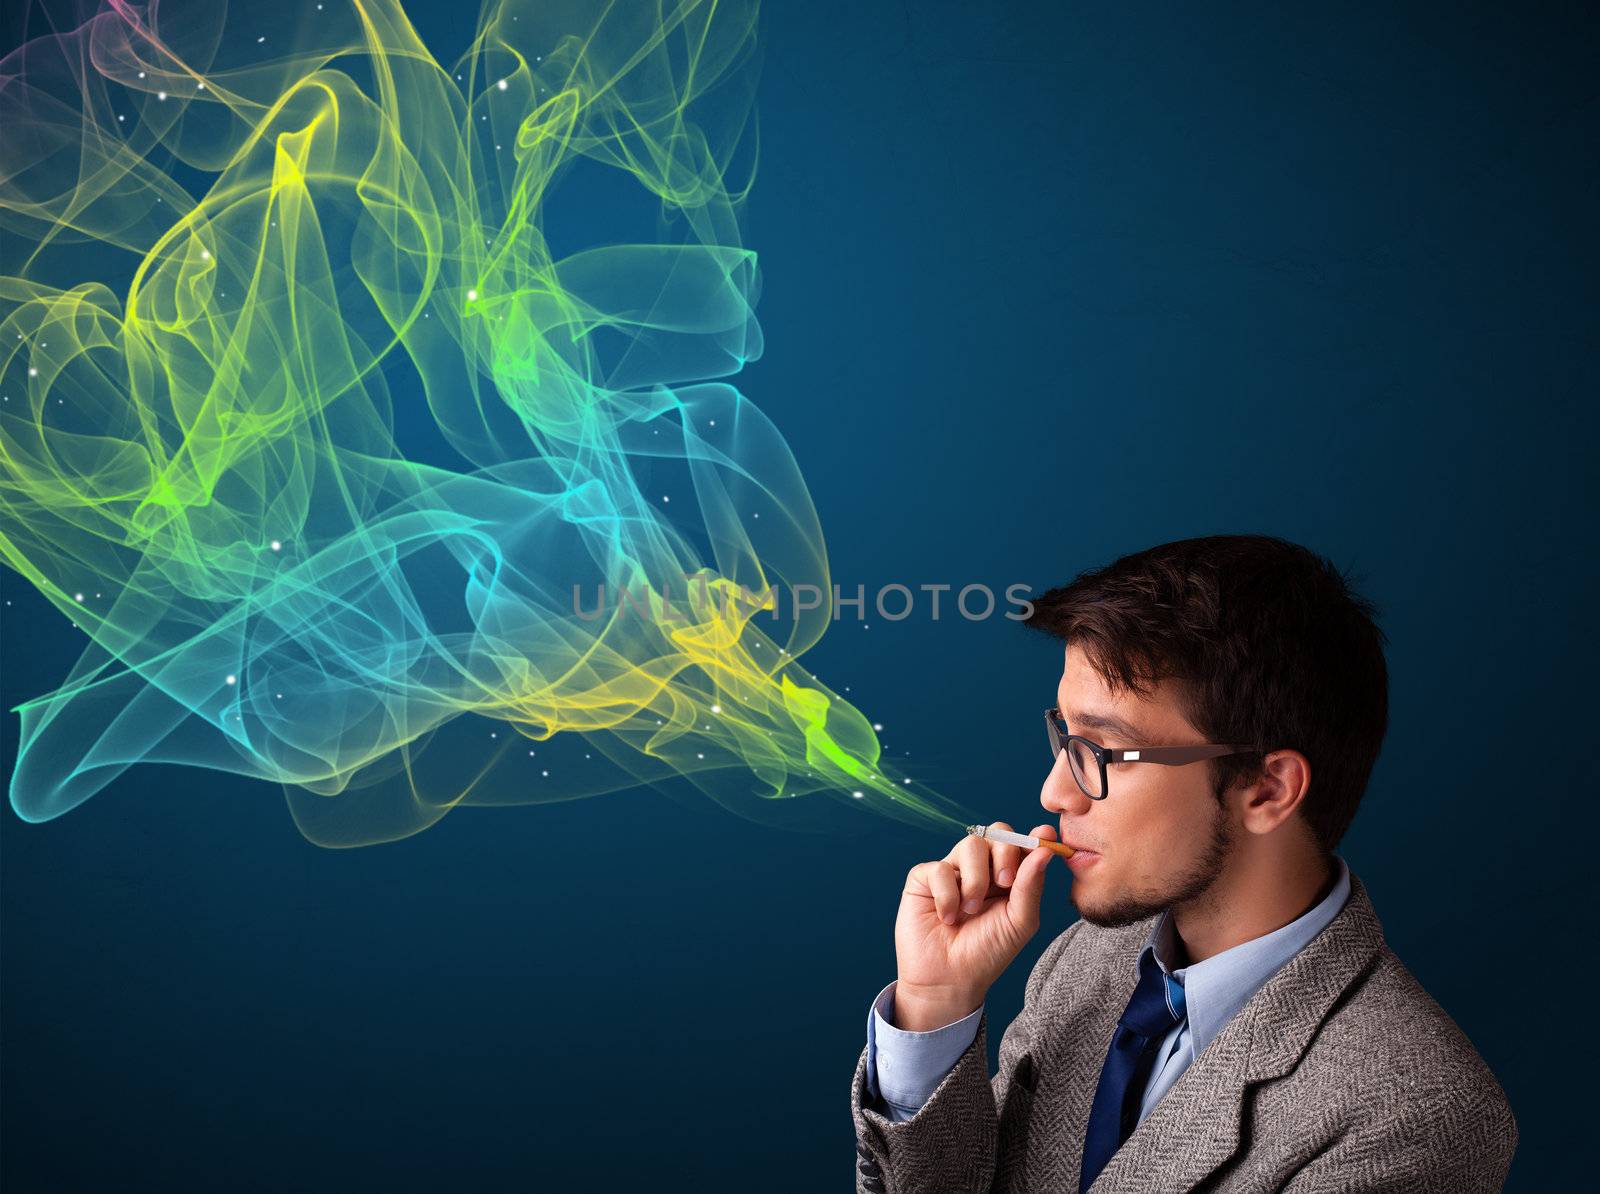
966, 824, 1075, 857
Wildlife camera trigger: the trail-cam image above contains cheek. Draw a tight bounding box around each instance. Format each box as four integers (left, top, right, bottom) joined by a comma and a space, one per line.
1108, 777, 1214, 871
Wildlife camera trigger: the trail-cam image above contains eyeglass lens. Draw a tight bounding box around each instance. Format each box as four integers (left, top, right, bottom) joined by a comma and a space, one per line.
1049, 714, 1105, 798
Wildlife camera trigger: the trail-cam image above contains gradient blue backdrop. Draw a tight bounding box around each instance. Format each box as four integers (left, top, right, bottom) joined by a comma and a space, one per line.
3, 1, 1593, 1189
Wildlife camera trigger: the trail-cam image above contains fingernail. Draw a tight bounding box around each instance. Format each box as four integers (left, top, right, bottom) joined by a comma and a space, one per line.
997, 868, 1014, 886
942, 911, 957, 925
962, 898, 981, 914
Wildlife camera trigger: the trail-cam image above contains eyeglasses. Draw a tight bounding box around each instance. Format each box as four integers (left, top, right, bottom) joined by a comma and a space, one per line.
1045, 707, 1260, 801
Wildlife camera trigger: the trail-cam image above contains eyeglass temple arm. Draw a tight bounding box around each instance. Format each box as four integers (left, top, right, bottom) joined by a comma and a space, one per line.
1048, 710, 1260, 764
1109, 744, 1259, 764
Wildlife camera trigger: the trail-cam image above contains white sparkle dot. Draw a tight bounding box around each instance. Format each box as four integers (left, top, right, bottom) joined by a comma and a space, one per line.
74, 592, 84, 602
903, 778, 911, 785
28, 367, 37, 376
852, 790, 864, 798
118, 114, 125, 122
257, 36, 265, 43
276, 693, 283, 699
541, 769, 549, 777
200, 249, 210, 259
709, 419, 716, 426
196, 81, 205, 90
497, 78, 508, 91
158, 91, 166, 100
138, 71, 145, 78
872, 722, 883, 731
270, 540, 281, 551
711, 704, 722, 714
225, 674, 236, 685
697, 753, 704, 759
466, 288, 478, 301
491, 732, 497, 738
662, 495, 670, 502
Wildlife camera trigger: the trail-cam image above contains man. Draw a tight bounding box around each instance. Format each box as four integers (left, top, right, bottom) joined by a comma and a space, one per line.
849, 534, 1516, 1193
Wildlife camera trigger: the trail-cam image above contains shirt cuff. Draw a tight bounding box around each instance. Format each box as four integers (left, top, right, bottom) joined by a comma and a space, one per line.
864, 979, 983, 1121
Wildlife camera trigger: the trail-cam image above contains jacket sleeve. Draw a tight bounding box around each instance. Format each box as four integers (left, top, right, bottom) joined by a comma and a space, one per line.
849, 921, 1083, 1194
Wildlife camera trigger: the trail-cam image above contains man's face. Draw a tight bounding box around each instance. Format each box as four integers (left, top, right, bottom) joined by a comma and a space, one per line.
1042, 642, 1234, 927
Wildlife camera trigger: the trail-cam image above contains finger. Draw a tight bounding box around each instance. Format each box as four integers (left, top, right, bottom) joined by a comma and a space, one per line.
987, 820, 1023, 888
953, 834, 993, 915
916, 860, 964, 925
939, 835, 991, 917
1004, 826, 1059, 936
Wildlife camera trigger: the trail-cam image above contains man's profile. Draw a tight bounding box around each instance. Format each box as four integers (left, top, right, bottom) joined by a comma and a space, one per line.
849, 534, 1517, 1193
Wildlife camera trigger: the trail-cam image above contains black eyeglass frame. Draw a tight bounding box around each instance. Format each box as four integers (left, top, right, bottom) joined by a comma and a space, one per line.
1045, 706, 1261, 801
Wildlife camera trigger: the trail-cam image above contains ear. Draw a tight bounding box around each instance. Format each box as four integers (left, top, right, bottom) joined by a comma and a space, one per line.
1237, 748, 1312, 836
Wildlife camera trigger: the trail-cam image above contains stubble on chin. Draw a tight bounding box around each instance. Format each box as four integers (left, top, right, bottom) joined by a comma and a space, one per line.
1072, 885, 1169, 929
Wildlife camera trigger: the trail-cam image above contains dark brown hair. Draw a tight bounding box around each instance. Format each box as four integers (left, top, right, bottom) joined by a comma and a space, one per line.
1022, 534, 1388, 850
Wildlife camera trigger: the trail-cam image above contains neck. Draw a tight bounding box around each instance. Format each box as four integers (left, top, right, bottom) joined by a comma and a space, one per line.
1170, 835, 1336, 964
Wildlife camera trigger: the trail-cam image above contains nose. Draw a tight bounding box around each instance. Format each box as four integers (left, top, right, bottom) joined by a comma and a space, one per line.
1040, 748, 1093, 817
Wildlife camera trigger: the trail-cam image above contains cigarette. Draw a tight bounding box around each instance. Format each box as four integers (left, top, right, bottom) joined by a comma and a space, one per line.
966, 824, 1075, 859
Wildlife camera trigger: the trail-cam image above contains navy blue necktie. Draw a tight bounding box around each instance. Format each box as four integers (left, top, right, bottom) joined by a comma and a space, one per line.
1079, 950, 1187, 1193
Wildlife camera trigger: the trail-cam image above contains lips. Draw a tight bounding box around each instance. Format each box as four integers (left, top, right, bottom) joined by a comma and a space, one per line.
1058, 825, 1101, 871
1065, 848, 1100, 872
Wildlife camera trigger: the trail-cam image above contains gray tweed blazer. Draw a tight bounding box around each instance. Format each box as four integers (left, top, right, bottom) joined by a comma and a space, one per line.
850, 874, 1517, 1192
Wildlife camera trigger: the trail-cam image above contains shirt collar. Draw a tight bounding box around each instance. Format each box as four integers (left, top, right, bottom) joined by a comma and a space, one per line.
1138, 855, 1352, 1058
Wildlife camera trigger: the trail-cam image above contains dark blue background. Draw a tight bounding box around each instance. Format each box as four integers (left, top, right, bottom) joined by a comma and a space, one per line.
4, 2, 1593, 1189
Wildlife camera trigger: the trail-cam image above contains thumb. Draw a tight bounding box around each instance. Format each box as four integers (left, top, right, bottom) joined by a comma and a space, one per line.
1004, 840, 1055, 936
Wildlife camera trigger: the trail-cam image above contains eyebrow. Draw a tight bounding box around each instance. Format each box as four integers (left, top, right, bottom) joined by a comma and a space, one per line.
1058, 706, 1145, 742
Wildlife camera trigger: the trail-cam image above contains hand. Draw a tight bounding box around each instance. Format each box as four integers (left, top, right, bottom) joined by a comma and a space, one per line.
891, 821, 1060, 1031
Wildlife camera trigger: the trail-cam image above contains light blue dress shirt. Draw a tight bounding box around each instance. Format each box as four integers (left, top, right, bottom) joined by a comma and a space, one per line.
864, 856, 1352, 1123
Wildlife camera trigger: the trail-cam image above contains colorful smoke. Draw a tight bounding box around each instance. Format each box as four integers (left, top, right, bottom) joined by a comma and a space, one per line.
0, 0, 974, 845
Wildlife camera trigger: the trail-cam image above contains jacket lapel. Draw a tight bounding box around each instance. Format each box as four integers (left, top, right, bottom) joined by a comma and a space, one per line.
1041, 921, 1149, 1187
1083, 876, 1385, 1192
